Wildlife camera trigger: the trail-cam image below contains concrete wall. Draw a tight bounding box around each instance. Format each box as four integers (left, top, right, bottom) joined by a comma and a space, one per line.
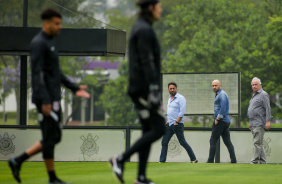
0, 129, 281, 163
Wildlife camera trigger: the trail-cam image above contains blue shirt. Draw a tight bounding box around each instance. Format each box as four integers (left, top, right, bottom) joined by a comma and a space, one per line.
214, 89, 230, 123
167, 93, 186, 126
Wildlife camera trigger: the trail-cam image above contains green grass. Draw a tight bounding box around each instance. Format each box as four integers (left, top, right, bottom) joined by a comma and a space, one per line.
1, 161, 282, 184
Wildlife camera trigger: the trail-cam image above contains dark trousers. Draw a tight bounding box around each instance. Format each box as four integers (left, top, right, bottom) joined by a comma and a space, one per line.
121, 97, 166, 177
36, 102, 62, 159
207, 120, 237, 163
160, 123, 196, 162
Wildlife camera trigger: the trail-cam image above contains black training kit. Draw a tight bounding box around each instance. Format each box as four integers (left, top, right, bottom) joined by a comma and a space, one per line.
30, 31, 79, 105
128, 17, 161, 98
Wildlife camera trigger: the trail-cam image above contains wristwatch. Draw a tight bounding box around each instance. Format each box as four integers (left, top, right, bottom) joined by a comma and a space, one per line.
175, 121, 179, 124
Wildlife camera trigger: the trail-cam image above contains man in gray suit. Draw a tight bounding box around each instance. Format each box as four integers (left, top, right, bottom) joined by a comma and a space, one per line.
248, 77, 272, 164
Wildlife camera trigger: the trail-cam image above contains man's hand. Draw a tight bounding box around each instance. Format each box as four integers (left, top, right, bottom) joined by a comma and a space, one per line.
249, 125, 251, 130
174, 122, 179, 125
75, 85, 90, 98
265, 121, 271, 130
42, 104, 52, 116
165, 122, 168, 127
79, 85, 88, 90
215, 120, 218, 125
76, 90, 90, 98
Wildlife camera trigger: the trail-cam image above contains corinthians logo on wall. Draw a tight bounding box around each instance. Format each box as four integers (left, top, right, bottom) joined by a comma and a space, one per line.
252, 137, 272, 157
80, 133, 99, 157
0, 132, 16, 156
167, 135, 182, 158
263, 137, 271, 156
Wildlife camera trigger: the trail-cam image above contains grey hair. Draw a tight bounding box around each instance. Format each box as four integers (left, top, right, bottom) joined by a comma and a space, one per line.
251, 77, 262, 85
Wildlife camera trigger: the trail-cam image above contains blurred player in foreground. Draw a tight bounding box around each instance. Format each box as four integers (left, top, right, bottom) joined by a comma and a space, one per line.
110, 0, 165, 184
8, 8, 90, 184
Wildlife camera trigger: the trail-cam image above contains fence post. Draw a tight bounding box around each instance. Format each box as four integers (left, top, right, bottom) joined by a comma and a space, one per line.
125, 127, 131, 162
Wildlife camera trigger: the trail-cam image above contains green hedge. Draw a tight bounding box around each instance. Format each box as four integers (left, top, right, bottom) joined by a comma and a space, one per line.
0, 112, 17, 118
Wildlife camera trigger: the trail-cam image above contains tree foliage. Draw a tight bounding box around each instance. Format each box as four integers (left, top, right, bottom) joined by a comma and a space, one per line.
161, 0, 282, 121
99, 60, 137, 126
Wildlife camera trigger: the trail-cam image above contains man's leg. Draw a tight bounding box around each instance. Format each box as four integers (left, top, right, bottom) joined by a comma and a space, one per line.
251, 126, 262, 164
258, 126, 266, 164
119, 112, 165, 163
174, 124, 196, 162
159, 125, 174, 162
8, 103, 44, 183
41, 105, 68, 184
207, 121, 224, 163
112, 110, 165, 183
137, 120, 151, 181
136, 112, 165, 183
8, 141, 42, 183
221, 123, 237, 163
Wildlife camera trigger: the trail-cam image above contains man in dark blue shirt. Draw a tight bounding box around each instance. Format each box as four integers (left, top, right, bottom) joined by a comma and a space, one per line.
207, 80, 237, 163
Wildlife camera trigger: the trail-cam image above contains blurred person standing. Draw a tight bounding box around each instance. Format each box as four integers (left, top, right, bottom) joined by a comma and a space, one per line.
207, 80, 237, 163
110, 0, 166, 184
8, 8, 90, 184
248, 77, 272, 164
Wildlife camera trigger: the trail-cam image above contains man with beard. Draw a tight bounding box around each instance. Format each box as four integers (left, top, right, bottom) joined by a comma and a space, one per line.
8, 8, 90, 184
159, 82, 198, 163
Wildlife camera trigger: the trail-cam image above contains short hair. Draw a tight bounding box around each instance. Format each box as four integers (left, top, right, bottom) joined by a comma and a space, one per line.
137, 0, 159, 8
41, 8, 62, 21
251, 77, 262, 85
168, 82, 177, 88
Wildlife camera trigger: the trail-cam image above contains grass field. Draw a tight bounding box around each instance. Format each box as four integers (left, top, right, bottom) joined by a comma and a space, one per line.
1, 161, 282, 184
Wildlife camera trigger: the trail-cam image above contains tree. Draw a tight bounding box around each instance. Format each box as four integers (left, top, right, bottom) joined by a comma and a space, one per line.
160, 0, 282, 124
99, 60, 137, 126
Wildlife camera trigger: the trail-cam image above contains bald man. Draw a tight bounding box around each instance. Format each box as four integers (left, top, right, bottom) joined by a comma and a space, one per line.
207, 80, 237, 163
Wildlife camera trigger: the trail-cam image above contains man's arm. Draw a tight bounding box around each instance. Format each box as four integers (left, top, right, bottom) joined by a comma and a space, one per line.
175, 97, 186, 125
31, 41, 51, 105
136, 29, 161, 109
137, 29, 158, 86
215, 94, 228, 124
263, 93, 272, 130
60, 72, 80, 93
60, 72, 90, 98
30, 41, 52, 116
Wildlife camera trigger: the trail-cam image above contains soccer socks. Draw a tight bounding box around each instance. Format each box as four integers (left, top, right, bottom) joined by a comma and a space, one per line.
48, 170, 58, 182
15, 152, 29, 165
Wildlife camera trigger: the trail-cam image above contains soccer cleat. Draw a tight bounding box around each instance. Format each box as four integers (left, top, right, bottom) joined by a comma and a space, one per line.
8, 158, 21, 183
134, 178, 156, 184
110, 156, 124, 183
191, 160, 198, 163
48, 179, 72, 184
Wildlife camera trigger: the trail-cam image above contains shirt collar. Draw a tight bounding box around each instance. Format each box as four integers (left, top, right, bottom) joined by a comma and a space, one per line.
169, 92, 179, 98
216, 89, 222, 96
41, 30, 53, 39
254, 88, 263, 95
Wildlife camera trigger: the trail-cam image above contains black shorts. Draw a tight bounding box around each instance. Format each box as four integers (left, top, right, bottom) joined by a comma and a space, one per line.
35, 101, 62, 159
